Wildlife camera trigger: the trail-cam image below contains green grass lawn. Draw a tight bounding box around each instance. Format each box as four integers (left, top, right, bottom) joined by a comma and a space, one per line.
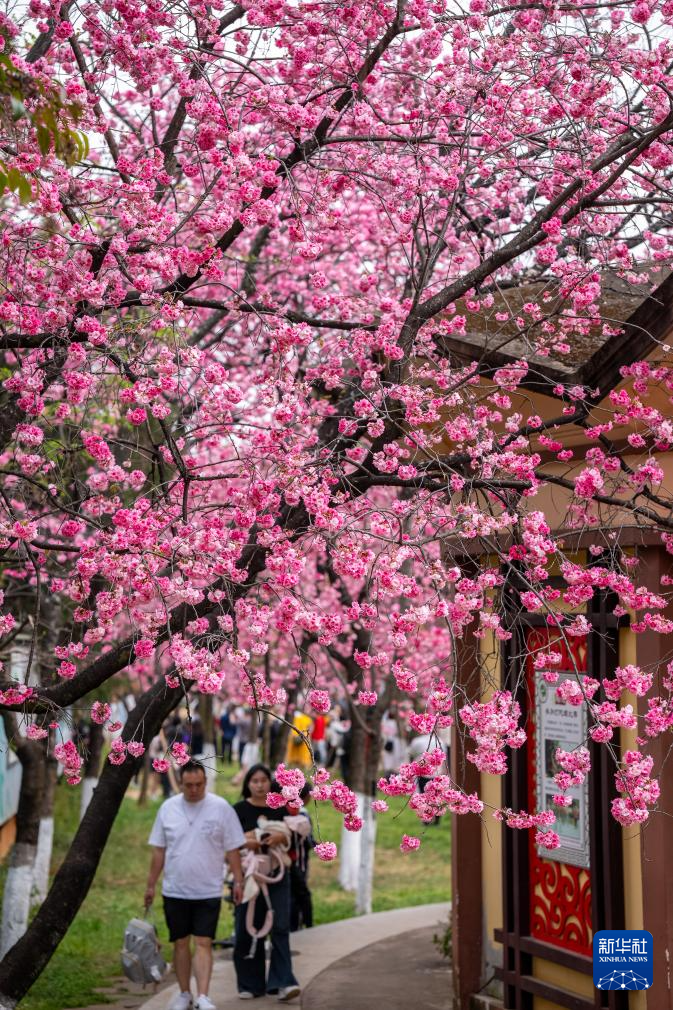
14, 766, 450, 1010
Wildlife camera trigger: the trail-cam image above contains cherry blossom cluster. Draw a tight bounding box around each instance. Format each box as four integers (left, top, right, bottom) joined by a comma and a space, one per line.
603, 665, 653, 702
612, 751, 660, 826
409, 777, 484, 822
376, 744, 483, 827
307, 690, 331, 714
109, 738, 145, 765
552, 747, 591, 805
493, 808, 560, 850
266, 764, 306, 809
309, 771, 361, 832
53, 741, 82, 785
459, 693, 526, 774
314, 842, 338, 862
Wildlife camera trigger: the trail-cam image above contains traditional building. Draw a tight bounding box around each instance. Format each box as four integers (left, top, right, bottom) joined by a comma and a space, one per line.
448, 271, 673, 1010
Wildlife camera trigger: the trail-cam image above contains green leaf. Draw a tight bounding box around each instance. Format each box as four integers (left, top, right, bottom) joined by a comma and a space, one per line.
6, 167, 21, 192
36, 124, 51, 156
40, 106, 56, 133
17, 175, 32, 203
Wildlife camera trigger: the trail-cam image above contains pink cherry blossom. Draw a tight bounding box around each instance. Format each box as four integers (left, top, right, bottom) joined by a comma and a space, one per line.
307, 690, 331, 714
108, 739, 127, 765
400, 835, 421, 853
26, 724, 48, 740
91, 702, 111, 725
536, 830, 561, 851
315, 842, 338, 862
171, 742, 190, 766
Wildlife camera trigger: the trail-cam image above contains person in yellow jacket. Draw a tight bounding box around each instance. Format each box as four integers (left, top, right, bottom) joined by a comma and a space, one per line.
285, 711, 313, 768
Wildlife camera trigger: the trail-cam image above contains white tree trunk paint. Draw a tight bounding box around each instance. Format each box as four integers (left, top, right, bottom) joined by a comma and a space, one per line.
30, 816, 54, 907
338, 791, 364, 892
79, 776, 98, 821
355, 796, 377, 916
0, 997, 18, 1010
0, 855, 35, 958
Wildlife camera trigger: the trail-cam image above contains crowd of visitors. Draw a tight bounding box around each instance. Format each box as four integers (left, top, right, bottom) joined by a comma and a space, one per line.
146, 700, 447, 794
143, 698, 449, 1009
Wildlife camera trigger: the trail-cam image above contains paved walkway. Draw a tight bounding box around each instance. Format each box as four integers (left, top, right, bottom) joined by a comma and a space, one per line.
302, 924, 452, 1010
138, 903, 450, 1010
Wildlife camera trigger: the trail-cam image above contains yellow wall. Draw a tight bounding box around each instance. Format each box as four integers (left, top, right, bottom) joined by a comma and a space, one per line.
480, 630, 504, 976
481, 771, 503, 962
533, 957, 594, 1008
619, 628, 647, 1010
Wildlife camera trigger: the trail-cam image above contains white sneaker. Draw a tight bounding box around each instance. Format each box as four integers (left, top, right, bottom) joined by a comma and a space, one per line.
168, 993, 193, 1010
278, 987, 301, 1002
195, 997, 216, 1010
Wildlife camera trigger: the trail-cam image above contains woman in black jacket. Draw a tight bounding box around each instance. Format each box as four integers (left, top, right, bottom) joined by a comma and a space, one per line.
232, 764, 300, 1002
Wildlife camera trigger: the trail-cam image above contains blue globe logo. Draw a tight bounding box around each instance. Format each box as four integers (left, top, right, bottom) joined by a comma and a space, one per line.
597, 969, 650, 990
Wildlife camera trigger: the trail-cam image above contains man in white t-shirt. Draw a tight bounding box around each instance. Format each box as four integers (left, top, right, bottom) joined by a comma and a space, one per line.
145, 760, 245, 1010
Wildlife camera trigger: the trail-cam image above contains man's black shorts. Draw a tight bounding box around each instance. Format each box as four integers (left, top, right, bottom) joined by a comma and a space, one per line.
163, 896, 222, 941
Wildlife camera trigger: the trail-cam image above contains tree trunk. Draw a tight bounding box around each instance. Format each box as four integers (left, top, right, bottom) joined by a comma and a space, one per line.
80, 719, 104, 821
31, 746, 57, 908
338, 718, 368, 893
198, 695, 217, 791
198, 694, 215, 746
269, 685, 299, 768
0, 679, 183, 1009
0, 728, 46, 958
355, 793, 377, 915
137, 746, 152, 806
261, 710, 271, 765
261, 653, 272, 764
28, 588, 60, 908
338, 791, 364, 892
338, 709, 383, 909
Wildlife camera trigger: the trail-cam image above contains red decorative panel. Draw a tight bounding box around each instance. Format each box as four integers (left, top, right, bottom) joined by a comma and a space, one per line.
526, 626, 593, 956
